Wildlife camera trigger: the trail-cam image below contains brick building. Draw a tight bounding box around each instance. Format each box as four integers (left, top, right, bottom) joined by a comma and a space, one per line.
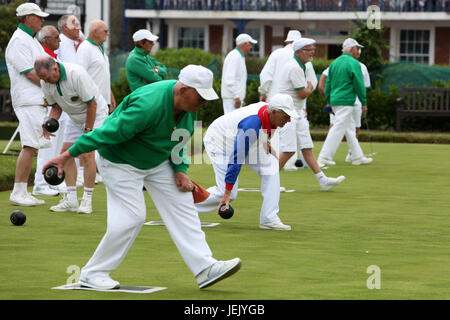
121, 0, 450, 65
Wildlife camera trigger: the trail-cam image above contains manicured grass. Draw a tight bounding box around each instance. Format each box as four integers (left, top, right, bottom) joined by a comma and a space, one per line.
0, 142, 449, 300
0, 140, 37, 192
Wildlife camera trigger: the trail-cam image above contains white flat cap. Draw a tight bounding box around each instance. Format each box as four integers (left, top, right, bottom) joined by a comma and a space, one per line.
342, 38, 364, 49
285, 30, 302, 42
133, 29, 159, 42
268, 93, 300, 119
293, 38, 316, 51
179, 65, 219, 101
236, 33, 258, 46
17, 3, 49, 17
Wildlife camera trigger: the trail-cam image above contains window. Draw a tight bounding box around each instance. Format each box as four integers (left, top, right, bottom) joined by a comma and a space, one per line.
308, 29, 327, 37
330, 30, 349, 37
244, 28, 261, 57
328, 44, 342, 59
399, 30, 430, 64
177, 27, 205, 49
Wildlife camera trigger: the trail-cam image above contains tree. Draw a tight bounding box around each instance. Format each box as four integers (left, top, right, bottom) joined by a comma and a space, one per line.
0, 0, 27, 57
350, 19, 389, 71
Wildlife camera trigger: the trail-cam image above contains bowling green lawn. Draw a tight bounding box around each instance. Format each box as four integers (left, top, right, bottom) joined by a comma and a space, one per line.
0, 141, 449, 301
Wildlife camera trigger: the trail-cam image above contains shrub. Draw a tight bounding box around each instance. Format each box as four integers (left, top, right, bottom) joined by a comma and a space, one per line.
305, 90, 329, 128
364, 85, 399, 131
111, 68, 130, 107
154, 47, 221, 71
197, 76, 222, 126
311, 58, 333, 75
113, 48, 450, 132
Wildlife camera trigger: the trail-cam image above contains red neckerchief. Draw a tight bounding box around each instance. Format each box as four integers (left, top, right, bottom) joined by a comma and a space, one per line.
257, 105, 277, 138
42, 45, 58, 59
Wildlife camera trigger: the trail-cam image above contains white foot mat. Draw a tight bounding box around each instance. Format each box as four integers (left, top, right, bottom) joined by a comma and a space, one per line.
52, 283, 167, 294
144, 221, 220, 227
238, 188, 296, 193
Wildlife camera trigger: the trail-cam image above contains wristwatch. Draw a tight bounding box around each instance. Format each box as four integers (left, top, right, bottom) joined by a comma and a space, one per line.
84, 127, 92, 133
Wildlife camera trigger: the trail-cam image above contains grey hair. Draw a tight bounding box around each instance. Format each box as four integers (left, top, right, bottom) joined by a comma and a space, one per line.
342, 47, 353, 53
34, 56, 57, 74
57, 15, 73, 31
37, 25, 58, 44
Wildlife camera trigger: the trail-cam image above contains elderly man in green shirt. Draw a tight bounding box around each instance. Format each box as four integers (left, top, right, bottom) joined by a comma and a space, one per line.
43, 65, 241, 290
318, 38, 372, 166
125, 29, 167, 92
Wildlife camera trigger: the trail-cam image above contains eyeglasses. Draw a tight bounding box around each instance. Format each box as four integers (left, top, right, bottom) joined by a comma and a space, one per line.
302, 47, 316, 52
46, 35, 60, 39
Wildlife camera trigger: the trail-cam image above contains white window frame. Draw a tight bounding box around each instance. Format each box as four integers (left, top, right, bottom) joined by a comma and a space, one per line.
230, 23, 265, 58
391, 25, 435, 65
168, 21, 209, 51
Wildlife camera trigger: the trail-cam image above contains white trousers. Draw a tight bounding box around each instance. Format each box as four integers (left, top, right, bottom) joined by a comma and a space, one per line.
195, 156, 281, 225
319, 106, 364, 161
80, 158, 217, 280
279, 116, 314, 153
222, 98, 243, 114
329, 105, 363, 159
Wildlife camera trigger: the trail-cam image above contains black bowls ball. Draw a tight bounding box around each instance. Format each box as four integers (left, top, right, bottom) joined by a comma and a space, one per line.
218, 204, 234, 219
10, 210, 26, 226
44, 118, 59, 133
44, 166, 65, 186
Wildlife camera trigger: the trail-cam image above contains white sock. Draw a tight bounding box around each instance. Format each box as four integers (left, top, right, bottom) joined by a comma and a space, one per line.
12, 182, 28, 196
315, 171, 328, 185
83, 187, 94, 201
67, 187, 77, 203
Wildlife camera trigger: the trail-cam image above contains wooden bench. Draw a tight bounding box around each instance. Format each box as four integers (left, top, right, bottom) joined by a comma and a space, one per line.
396, 86, 450, 131
0, 89, 16, 122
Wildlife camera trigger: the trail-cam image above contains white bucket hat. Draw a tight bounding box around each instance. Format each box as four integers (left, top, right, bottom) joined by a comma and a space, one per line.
179, 65, 219, 101
293, 38, 316, 51
285, 30, 302, 42
16, 3, 49, 17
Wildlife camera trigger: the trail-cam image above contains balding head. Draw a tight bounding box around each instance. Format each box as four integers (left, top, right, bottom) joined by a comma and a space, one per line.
35, 56, 59, 84
88, 20, 109, 45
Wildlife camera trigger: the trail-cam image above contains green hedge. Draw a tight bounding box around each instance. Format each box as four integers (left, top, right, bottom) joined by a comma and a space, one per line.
0, 122, 19, 140
111, 48, 450, 131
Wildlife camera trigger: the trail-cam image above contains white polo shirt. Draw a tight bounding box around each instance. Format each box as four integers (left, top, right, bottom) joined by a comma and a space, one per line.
5, 24, 46, 108
260, 44, 317, 100
221, 48, 247, 100
41, 62, 108, 125
77, 38, 111, 104
55, 33, 78, 64
271, 56, 310, 112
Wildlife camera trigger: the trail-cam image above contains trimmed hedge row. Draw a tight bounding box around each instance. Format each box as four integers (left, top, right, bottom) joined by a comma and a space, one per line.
112, 48, 450, 131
